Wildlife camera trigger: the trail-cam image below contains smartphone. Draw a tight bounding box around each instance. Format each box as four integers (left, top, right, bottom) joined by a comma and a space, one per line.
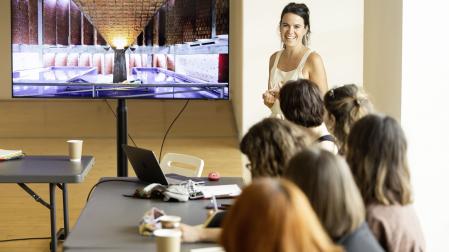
189, 191, 205, 200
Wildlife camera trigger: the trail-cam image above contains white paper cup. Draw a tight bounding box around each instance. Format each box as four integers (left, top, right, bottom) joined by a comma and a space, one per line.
154, 229, 181, 252
67, 140, 83, 162
159, 215, 181, 229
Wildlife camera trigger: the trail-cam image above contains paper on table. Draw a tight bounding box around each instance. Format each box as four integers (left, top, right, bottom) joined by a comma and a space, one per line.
190, 246, 224, 252
0, 149, 23, 161
197, 184, 241, 198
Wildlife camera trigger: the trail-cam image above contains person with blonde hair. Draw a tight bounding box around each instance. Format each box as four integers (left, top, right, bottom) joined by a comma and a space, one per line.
346, 114, 425, 252
285, 148, 384, 252
323, 84, 373, 155
221, 178, 342, 252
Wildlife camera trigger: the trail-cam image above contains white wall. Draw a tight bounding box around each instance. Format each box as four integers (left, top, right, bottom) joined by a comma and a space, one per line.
402, 1, 449, 251
238, 0, 364, 136
364, 0, 449, 250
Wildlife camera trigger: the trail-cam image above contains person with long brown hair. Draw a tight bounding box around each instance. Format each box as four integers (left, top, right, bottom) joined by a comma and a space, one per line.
221, 178, 341, 252
346, 114, 425, 252
285, 148, 383, 252
323, 84, 374, 155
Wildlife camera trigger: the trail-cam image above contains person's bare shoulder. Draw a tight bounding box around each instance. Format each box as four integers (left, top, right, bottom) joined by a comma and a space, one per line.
307, 52, 324, 67
269, 51, 278, 68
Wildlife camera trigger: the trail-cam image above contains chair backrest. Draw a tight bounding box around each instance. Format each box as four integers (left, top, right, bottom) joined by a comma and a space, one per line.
160, 153, 204, 177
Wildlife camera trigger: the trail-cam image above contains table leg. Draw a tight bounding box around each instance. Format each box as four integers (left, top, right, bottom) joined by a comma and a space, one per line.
62, 183, 69, 238
49, 183, 56, 252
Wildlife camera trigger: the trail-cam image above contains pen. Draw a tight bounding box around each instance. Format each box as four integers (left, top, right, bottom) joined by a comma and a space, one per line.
211, 195, 218, 212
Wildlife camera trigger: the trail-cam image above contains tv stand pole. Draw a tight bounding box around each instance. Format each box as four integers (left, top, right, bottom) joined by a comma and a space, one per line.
117, 99, 128, 177
113, 47, 128, 177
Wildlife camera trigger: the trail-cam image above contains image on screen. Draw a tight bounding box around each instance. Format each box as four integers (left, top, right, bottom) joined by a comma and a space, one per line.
11, 0, 229, 99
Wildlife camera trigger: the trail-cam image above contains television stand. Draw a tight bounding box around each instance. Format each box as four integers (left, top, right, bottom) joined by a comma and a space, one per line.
117, 98, 128, 177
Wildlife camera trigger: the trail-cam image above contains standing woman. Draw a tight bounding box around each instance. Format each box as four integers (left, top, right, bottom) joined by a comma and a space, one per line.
263, 2, 328, 118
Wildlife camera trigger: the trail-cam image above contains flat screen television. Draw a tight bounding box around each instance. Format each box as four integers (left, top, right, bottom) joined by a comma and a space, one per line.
11, 0, 229, 99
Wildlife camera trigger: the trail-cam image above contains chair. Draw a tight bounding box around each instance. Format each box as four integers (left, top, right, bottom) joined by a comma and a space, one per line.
160, 153, 204, 177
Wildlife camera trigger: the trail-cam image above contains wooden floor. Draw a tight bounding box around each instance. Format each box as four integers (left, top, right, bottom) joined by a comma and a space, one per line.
0, 137, 242, 252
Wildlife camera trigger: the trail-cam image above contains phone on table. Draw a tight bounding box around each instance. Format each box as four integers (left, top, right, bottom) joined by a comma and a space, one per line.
189, 191, 205, 200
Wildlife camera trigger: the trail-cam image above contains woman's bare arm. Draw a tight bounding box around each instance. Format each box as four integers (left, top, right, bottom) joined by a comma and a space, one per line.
180, 224, 222, 243
306, 52, 328, 95
263, 53, 278, 108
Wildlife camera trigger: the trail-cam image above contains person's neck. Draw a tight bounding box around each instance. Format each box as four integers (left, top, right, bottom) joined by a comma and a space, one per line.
309, 123, 329, 137
283, 45, 306, 57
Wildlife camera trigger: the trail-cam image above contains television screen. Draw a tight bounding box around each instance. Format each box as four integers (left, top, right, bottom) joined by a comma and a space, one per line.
11, 0, 229, 99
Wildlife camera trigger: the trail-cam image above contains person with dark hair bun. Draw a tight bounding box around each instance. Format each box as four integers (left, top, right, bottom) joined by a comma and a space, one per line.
263, 2, 328, 119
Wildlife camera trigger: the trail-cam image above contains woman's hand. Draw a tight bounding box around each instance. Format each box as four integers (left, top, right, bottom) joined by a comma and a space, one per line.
263, 90, 278, 108
180, 223, 221, 243
180, 224, 204, 242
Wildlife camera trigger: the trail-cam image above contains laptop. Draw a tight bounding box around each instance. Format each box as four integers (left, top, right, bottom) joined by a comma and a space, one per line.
122, 145, 183, 185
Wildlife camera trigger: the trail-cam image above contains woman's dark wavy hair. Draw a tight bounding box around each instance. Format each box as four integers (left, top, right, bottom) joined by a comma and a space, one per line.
346, 114, 412, 205
280, 79, 324, 128
240, 118, 310, 178
324, 84, 373, 155
280, 2, 311, 46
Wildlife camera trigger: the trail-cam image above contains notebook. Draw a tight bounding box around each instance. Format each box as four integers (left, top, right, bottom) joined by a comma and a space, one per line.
122, 145, 184, 185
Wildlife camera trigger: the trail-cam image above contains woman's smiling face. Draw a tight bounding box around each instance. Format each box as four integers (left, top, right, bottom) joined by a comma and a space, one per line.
280, 13, 307, 48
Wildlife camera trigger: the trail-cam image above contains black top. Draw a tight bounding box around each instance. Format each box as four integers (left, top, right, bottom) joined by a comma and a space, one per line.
337, 222, 385, 252
316, 134, 336, 143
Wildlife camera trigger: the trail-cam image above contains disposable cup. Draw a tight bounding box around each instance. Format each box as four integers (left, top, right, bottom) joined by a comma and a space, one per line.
159, 215, 181, 229
154, 229, 181, 252
67, 140, 83, 162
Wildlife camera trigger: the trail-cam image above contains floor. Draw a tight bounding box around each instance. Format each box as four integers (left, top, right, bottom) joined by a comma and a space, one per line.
0, 137, 242, 252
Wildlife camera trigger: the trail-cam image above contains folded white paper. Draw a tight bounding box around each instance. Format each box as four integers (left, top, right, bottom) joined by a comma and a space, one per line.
197, 184, 241, 198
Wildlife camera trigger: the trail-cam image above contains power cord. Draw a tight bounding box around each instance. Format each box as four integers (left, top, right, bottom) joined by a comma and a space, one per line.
86, 179, 139, 202
158, 100, 190, 162
0, 237, 50, 243
104, 99, 190, 163
104, 99, 138, 147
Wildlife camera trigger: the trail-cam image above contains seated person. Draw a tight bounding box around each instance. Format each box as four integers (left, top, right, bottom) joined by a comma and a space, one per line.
279, 79, 338, 153
221, 178, 342, 252
323, 84, 374, 155
285, 148, 384, 252
346, 114, 426, 252
239, 117, 313, 178
180, 117, 313, 242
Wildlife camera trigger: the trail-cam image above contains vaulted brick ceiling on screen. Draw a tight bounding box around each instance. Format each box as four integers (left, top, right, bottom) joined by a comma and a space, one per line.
72, 0, 167, 48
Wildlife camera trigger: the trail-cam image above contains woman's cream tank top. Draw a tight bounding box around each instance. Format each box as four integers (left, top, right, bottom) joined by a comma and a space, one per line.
268, 49, 313, 118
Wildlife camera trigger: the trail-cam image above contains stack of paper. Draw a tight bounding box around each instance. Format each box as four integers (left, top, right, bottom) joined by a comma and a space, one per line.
197, 184, 241, 198
0, 149, 24, 161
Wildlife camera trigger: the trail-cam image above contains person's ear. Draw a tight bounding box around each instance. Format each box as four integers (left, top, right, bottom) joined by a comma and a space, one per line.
324, 111, 336, 129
